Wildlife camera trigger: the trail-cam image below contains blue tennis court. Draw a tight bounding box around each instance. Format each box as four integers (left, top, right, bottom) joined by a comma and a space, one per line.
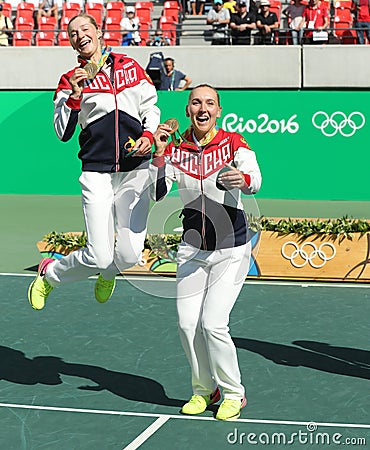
0, 273, 369, 449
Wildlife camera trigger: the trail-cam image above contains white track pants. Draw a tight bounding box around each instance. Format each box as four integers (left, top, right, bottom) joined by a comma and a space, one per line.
46, 170, 150, 286
176, 241, 251, 400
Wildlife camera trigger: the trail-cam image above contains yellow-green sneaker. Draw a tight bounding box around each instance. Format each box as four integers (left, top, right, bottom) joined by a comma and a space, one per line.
28, 258, 54, 311
181, 387, 220, 415
95, 274, 116, 303
216, 396, 247, 421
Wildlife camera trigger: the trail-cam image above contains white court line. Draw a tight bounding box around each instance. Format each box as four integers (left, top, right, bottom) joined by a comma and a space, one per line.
0, 272, 36, 277
1, 272, 370, 289
0, 403, 369, 429
122, 416, 170, 450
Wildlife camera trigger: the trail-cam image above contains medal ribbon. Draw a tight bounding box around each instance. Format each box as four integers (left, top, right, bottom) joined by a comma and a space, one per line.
78, 45, 112, 71
94, 45, 112, 70
182, 126, 219, 148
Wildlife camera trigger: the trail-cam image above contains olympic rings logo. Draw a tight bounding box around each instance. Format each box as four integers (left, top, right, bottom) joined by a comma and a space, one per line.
281, 241, 336, 269
312, 111, 365, 137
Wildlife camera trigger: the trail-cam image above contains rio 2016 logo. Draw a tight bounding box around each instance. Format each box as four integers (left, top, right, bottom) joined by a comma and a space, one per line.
222, 112, 365, 137
222, 113, 299, 134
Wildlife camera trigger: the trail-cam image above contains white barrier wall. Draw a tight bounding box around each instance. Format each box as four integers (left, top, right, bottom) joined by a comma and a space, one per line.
1, 45, 369, 90
303, 45, 370, 88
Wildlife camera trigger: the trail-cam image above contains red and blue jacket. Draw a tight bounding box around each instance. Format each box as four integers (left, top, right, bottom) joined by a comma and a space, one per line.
149, 127, 262, 250
54, 52, 160, 172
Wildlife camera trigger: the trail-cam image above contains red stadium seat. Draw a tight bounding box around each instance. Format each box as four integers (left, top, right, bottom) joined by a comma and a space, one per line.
163, 9, 179, 22
16, 8, 34, 22
334, 6, 353, 21
106, 1, 125, 13
159, 16, 176, 44
62, 2, 81, 14
333, 14, 356, 43
35, 31, 55, 45
135, 2, 153, 11
85, 2, 104, 13
333, 0, 354, 41
58, 30, 71, 45
333, 0, 352, 9
103, 31, 121, 45
135, 1, 153, 11
60, 16, 71, 30
138, 20, 151, 41
13, 31, 32, 46
163, 1, 180, 8
61, 8, 79, 21
135, 1, 153, 23
135, 8, 151, 23
105, 16, 121, 30
86, 3, 104, 25
60, 3, 81, 29
15, 17, 34, 30
17, 2, 34, 12
338, 27, 357, 44
333, 0, 355, 43
105, 8, 122, 21
163, 1, 180, 21
38, 16, 57, 30
1, 2, 12, 17
85, 8, 103, 27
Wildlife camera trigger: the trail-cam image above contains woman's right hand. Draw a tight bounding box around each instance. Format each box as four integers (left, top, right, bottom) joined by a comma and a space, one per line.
153, 123, 172, 156
69, 68, 88, 99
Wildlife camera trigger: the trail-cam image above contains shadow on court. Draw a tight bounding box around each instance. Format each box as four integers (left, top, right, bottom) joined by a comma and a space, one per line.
0, 345, 184, 407
233, 338, 370, 380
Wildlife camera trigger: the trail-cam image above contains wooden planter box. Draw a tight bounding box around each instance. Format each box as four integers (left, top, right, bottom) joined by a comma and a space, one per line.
251, 231, 370, 282
36, 242, 177, 276
37, 231, 370, 282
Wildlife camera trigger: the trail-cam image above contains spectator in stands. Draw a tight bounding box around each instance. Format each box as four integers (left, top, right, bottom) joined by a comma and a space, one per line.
120, 6, 141, 46
146, 29, 171, 46
190, 0, 206, 16
255, 0, 279, 44
207, 0, 231, 45
353, 0, 370, 44
37, 0, 58, 27
0, 4, 13, 47
283, 0, 305, 45
159, 57, 192, 91
298, 0, 329, 44
230, 0, 257, 45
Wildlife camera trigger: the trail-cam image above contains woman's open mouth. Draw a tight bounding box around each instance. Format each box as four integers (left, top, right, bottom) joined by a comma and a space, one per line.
196, 116, 209, 124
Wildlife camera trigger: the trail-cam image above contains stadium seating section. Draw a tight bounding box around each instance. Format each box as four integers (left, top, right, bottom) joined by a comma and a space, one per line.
2, 0, 365, 46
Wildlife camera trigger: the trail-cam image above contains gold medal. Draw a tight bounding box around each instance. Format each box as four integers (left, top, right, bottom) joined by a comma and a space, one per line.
164, 118, 179, 134
164, 118, 183, 146
80, 46, 112, 81
84, 62, 99, 79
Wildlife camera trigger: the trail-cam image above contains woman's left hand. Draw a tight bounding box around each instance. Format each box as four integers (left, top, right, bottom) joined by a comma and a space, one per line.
217, 163, 246, 189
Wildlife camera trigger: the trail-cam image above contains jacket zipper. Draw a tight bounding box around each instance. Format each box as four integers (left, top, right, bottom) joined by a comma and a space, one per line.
199, 148, 207, 251
104, 64, 120, 172
112, 73, 120, 172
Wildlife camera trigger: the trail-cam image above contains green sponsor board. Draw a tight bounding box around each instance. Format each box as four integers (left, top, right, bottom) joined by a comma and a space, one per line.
0, 91, 81, 195
0, 90, 368, 200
